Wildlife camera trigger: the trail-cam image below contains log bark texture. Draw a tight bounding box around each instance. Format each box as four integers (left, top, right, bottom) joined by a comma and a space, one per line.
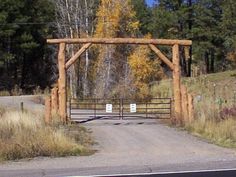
58, 43, 67, 123
65, 43, 92, 69
181, 85, 188, 123
172, 44, 182, 124
149, 44, 174, 70
51, 87, 58, 113
47, 38, 192, 46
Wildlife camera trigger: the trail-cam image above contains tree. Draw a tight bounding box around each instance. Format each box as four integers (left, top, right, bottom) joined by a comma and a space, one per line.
128, 35, 163, 99
53, 0, 98, 98
150, 0, 191, 75
131, 0, 151, 35
149, 0, 234, 75
221, 0, 236, 68
94, 0, 139, 98
191, 0, 223, 73
0, 0, 54, 91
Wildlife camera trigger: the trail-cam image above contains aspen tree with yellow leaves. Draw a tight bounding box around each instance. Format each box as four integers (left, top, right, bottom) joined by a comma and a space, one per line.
128, 35, 164, 100
94, 0, 139, 98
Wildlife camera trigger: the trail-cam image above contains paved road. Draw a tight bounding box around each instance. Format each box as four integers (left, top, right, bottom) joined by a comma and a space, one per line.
0, 96, 236, 177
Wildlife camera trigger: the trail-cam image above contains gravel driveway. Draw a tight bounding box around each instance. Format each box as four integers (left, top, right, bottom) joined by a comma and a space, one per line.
0, 96, 236, 177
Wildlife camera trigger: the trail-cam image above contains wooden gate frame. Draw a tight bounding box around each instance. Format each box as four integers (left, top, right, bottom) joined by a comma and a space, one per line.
47, 38, 192, 123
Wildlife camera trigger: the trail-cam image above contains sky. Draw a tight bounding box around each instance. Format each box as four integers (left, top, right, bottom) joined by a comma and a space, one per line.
146, 0, 155, 6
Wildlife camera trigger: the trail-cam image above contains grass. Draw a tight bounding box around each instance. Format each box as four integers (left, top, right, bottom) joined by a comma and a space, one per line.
185, 118, 236, 148
151, 70, 236, 148
0, 107, 94, 161
0, 85, 50, 96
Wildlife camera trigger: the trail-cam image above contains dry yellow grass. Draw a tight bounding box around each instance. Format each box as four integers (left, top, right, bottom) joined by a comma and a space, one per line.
151, 70, 236, 148
186, 118, 236, 148
0, 108, 93, 161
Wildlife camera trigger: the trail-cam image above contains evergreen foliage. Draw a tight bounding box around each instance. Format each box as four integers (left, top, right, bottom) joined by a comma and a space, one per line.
0, 0, 54, 91
0, 0, 235, 96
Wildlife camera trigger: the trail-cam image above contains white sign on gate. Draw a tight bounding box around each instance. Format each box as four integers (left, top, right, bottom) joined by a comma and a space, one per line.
130, 104, 137, 113
106, 104, 113, 113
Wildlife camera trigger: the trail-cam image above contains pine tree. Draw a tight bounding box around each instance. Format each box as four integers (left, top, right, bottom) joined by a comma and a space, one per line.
131, 0, 151, 35
0, 0, 54, 90
221, 0, 236, 67
191, 0, 223, 73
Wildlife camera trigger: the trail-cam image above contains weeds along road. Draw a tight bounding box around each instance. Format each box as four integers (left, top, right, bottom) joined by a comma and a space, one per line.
0, 96, 236, 177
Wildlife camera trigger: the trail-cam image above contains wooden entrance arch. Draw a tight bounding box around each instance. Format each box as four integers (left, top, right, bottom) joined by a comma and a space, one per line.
47, 38, 192, 123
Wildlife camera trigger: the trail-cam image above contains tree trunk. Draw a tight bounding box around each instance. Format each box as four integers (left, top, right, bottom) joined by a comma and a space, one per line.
187, 47, 192, 76
210, 50, 215, 73
187, 0, 193, 77
181, 47, 187, 76
21, 54, 26, 88
65, 0, 78, 99
205, 52, 210, 73
83, 0, 90, 97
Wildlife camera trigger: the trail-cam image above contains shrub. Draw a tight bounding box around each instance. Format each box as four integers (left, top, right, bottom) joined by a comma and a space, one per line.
220, 106, 236, 120
33, 86, 42, 95
0, 90, 11, 96
11, 85, 23, 96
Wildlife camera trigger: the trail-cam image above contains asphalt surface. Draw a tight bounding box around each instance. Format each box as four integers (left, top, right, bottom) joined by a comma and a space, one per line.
0, 96, 236, 177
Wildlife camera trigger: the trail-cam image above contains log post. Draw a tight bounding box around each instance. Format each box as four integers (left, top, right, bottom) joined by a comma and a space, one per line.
58, 43, 67, 123
188, 93, 194, 123
172, 44, 182, 124
181, 85, 188, 124
45, 97, 51, 124
51, 86, 58, 114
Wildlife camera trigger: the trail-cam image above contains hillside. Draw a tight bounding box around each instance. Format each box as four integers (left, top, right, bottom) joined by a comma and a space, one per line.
151, 70, 236, 148
152, 70, 236, 103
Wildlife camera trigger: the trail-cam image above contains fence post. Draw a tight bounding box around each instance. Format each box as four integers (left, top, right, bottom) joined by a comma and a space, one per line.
51, 87, 58, 114
188, 93, 194, 123
45, 97, 51, 124
181, 85, 188, 124
20, 102, 24, 113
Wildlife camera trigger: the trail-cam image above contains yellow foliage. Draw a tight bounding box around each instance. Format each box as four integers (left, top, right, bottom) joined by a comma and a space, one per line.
95, 0, 139, 37
133, 82, 150, 100
226, 50, 236, 63
128, 36, 164, 99
129, 46, 154, 82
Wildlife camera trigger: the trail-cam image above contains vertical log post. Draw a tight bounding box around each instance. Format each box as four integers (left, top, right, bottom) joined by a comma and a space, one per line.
181, 85, 188, 124
51, 86, 58, 121
172, 44, 182, 124
188, 93, 194, 123
20, 102, 24, 113
51, 86, 58, 114
45, 97, 51, 124
58, 43, 67, 123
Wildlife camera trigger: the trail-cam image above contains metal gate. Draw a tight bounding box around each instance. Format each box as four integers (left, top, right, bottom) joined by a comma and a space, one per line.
68, 98, 172, 122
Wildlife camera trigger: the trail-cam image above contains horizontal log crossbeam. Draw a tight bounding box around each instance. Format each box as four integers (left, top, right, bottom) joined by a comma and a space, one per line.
47, 38, 192, 46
